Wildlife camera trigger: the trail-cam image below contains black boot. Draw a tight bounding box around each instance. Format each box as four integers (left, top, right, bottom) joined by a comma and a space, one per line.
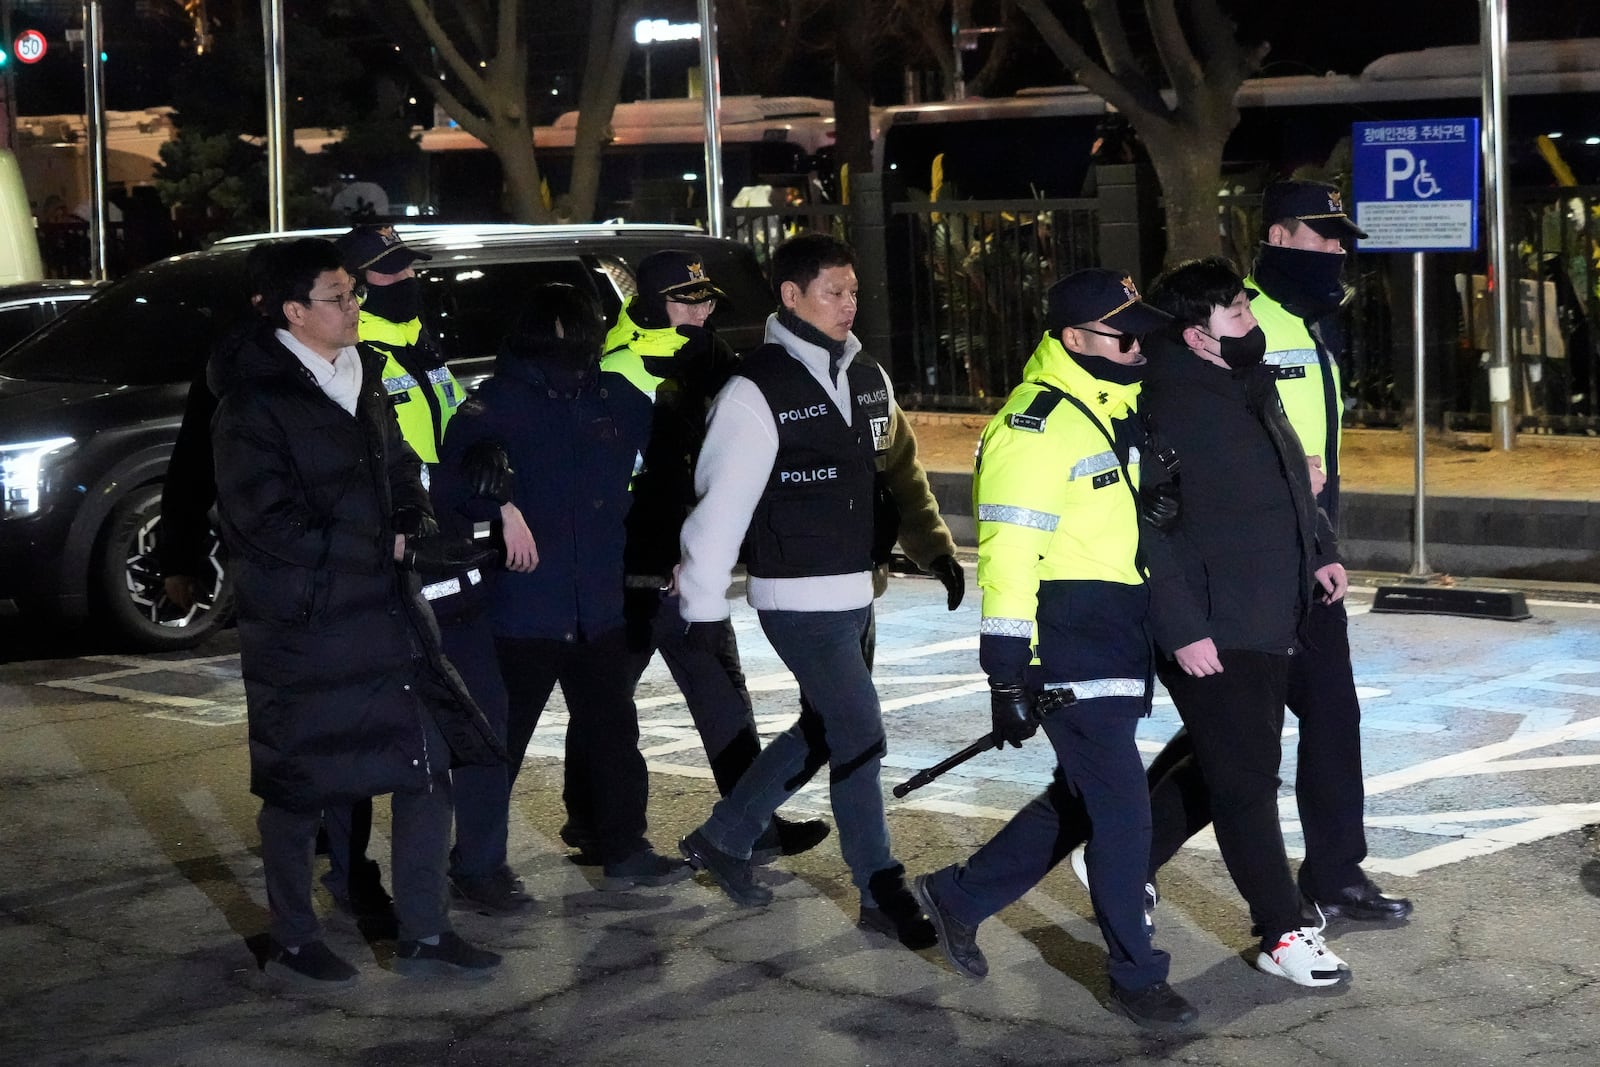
751, 814, 831, 864
858, 864, 937, 950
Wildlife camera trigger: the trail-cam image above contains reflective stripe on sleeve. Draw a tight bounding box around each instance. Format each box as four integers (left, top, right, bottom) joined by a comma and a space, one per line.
384, 373, 419, 393
980, 617, 1034, 638
420, 577, 462, 601
976, 504, 1058, 532
1069, 450, 1120, 480
425, 367, 453, 384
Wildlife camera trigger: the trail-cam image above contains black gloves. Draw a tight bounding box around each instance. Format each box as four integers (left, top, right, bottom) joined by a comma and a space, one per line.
989, 682, 1038, 749
392, 503, 439, 539
399, 535, 499, 573
927, 554, 965, 611
461, 441, 515, 506
1138, 479, 1181, 531
674, 323, 711, 359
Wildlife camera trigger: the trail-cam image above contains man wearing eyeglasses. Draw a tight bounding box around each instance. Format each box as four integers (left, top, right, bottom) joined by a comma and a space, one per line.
914, 268, 1199, 1030
211, 237, 505, 985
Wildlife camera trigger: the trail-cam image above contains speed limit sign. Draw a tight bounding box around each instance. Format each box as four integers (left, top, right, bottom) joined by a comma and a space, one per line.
14, 30, 47, 65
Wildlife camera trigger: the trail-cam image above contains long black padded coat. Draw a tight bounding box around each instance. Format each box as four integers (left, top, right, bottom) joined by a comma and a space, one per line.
209, 326, 505, 813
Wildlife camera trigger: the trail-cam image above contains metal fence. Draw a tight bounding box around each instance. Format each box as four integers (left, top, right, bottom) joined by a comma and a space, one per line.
727, 197, 1100, 410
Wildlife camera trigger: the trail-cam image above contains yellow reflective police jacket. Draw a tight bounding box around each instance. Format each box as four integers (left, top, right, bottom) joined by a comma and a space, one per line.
1245, 277, 1340, 467
599, 303, 684, 399
975, 335, 1146, 688
361, 311, 462, 464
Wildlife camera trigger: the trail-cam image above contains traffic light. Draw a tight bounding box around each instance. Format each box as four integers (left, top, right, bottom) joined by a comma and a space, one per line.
0, 47, 9, 68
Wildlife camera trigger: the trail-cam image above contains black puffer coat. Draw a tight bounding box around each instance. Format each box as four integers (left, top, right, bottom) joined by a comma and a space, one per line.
1138, 331, 1339, 658
209, 326, 504, 813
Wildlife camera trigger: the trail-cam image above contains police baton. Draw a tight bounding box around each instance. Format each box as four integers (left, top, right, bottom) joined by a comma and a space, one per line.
892, 734, 998, 798
890, 687, 1076, 799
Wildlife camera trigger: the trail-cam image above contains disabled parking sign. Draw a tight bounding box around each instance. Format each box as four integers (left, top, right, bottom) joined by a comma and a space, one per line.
1351, 118, 1480, 252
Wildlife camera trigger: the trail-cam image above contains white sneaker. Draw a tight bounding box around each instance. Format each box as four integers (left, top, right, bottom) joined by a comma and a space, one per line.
1256, 923, 1353, 987
1068, 844, 1158, 934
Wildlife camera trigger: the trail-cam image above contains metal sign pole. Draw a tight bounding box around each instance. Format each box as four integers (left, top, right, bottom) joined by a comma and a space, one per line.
82, 0, 107, 279
1409, 250, 1431, 578
696, 0, 724, 237
1480, 0, 1515, 450
262, 0, 287, 231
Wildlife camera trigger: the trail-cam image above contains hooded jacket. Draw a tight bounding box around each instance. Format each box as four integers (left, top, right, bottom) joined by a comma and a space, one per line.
208, 325, 504, 813
1138, 329, 1339, 658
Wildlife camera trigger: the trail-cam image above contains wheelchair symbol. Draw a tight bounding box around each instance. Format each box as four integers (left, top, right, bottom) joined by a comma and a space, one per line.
1413, 161, 1441, 199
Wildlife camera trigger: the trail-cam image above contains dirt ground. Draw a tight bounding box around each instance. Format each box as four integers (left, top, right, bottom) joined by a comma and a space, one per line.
905, 412, 1600, 501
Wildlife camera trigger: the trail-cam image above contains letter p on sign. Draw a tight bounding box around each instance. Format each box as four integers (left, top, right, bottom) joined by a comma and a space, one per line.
1385, 149, 1416, 199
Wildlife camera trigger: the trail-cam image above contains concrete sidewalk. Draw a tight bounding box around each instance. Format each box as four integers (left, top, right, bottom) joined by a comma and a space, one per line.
906, 414, 1600, 582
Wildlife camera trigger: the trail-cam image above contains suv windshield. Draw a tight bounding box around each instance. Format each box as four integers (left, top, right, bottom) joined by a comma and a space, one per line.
0, 255, 252, 385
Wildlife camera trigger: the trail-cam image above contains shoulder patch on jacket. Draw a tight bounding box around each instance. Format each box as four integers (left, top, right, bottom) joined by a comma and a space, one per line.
1007, 388, 1065, 433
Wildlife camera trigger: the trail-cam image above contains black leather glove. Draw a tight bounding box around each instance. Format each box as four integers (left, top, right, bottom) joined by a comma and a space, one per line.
461, 441, 515, 506
392, 503, 439, 540
399, 535, 498, 573
674, 323, 712, 359
989, 681, 1038, 749
1138, 479, 1181, 532
927, 554, 965, 611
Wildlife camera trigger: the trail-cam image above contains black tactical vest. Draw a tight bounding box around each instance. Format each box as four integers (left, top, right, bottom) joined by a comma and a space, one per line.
737, 343, 891, 579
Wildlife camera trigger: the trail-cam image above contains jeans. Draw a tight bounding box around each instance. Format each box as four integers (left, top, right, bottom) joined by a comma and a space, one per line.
931, 695, 1169, 991
496, 629, 650, 865
700, 607, 894, 896
259, 712, 454, 946
1150, 649, 1302, 945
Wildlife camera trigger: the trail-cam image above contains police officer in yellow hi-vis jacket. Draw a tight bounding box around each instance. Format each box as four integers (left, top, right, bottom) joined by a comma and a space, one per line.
915, 268, 1198, 1031
334, 226, 465, 472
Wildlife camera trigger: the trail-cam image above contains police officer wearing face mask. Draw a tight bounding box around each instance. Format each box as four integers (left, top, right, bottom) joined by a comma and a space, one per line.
334, 226, 464, 475
1240, 183, 1414, 924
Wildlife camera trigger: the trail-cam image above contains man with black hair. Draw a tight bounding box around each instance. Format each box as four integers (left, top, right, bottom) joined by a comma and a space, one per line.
914, 268, 1198, 1030
1137, 255, 1354, 988
598, 249, 830, 865
441, 282, 689, 892
1247, 181, 1412, 923
675, 233, 936, 950
211, 237, 504, 984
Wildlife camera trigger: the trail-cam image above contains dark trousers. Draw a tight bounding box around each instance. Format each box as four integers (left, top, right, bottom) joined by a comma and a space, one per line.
1287, 599, 1368, 897
932, 696, 1167, 991
259, 717, 454, 946
318, 799, 375, 900
1150, 650, 1303, 945
496, 629, 649, 865
630, 592, 763, 796
441, 611, 512, 881
1143, 601, 1370, 900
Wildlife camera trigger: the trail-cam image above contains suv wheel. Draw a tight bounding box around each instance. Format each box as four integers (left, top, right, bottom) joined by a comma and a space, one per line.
96, 484, 232, 651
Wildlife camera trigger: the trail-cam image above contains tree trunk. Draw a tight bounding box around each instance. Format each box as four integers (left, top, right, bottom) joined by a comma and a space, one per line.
486, 121, 552, 224
833, 0, 874, 184
1144, 134, 1227, 268
568, 0, 644, 223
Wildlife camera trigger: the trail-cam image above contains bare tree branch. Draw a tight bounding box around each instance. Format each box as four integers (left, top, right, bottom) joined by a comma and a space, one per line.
1143, 0, 1204, 100
1014, 0, 1165, 119
402, 0, 488, 109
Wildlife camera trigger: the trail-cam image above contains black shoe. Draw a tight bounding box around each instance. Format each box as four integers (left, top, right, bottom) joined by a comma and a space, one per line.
679, 829, 772, 906
560, 824, 603, 866
264, 939, 359, 987
393, 930, 502, 979
1303, 876, 1413, 922
750, 815, 832, 864
600, 848, 693, 891
336, 862, 394, 920
451, 867, 535, 915
858, 864, 937, 950
1108, 980, 1199, 1030
914, 871, 987, 979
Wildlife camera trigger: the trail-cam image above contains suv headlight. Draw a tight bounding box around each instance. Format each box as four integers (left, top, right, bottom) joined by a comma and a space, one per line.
0, 437, 75, 517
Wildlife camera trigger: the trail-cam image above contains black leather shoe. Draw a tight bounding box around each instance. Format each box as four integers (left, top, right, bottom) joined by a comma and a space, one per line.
858, 864, 937, 950
1304, 877, 1413, 922
750, 815, 831, 864
1109, 980, 1198, 1030
680, 829, 772, 906
915, 871, 987, 979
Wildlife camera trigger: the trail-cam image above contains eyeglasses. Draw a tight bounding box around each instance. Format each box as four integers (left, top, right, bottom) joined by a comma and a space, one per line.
304, 285, 367, 311
1077, 325, 1137, 353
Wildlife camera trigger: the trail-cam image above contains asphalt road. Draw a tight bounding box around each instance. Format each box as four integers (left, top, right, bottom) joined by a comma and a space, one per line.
3, 574, 1599, 1065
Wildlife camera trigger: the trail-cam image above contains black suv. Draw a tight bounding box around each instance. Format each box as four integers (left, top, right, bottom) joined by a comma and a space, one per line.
0, 224, 773, 649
